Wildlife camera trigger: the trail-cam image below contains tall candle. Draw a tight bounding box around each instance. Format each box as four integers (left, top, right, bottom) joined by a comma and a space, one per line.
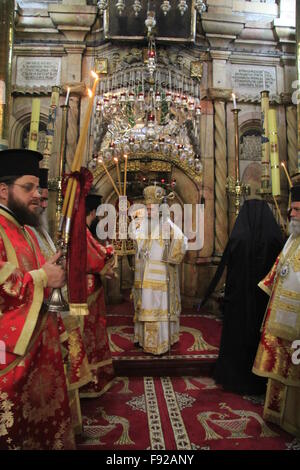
281, 162, 293, 189
268, 108, 281, 197
114, 157, 122, 194
28, 98, 40, 151
63, 72, 99, 220
100, 158, 120, 197
123, 154, 128, 196
260, 90, 270, 191
65, 87, 70, 106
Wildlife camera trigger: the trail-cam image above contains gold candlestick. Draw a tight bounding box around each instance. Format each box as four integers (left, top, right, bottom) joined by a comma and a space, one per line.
226, 108, 250, 217
55, 103, 69, 243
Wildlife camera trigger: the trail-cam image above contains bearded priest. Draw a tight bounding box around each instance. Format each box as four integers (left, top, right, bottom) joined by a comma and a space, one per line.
0, 149, 75, 449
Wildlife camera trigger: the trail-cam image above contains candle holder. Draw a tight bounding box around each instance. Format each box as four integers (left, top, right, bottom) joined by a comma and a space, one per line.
47, 103, 70, 314
54, 103, 69, 244
226, 108, 250, 217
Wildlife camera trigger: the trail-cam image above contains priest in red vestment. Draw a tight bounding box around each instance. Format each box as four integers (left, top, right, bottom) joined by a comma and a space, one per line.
0, 149, 75, 450
79, 194, 116, 398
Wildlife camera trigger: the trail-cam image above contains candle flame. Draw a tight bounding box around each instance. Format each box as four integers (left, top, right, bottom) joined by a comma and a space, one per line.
87, 88, 93, 98
124, 154, 128, 159
91, 70, 99, 79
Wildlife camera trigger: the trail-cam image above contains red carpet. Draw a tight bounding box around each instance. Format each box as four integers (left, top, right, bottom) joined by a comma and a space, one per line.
107, 299, 221, 361
77, 376, 299, 450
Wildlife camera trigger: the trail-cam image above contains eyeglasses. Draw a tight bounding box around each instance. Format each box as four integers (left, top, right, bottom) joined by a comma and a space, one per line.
12, 183, 42, 195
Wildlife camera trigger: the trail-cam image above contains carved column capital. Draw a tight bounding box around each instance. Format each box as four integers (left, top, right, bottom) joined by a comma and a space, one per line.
208, 88, 233, 102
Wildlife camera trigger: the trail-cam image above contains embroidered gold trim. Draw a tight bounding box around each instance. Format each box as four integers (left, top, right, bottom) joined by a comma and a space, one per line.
280, 289, 300, 300
14, 270, 46, 356
142, 280, 167, 291
161, 377, 191, 449
144, 377, 165, 450
0, 314, 48, 375
258, 280, 271, 296
87, 288, 101, 307
69, 303, 89, 316
0, 225, 19, 267
0, 262, 15, 284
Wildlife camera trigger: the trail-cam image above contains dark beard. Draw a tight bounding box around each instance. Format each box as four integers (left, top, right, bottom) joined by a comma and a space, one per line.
7, 192, 40, 228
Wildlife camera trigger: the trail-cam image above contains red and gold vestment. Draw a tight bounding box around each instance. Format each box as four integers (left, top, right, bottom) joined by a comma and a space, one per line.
0, 208, 75, 449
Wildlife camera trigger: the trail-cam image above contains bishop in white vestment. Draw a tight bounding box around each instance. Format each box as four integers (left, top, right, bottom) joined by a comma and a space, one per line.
132, 185, 188, 355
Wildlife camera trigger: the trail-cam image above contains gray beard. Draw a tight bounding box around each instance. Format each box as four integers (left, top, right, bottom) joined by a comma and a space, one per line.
288, 219, 300, 236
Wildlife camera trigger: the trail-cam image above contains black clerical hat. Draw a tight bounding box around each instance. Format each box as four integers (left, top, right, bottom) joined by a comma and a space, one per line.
0, 149, 43, 178
39, 168, 48, 189
86, 194, 102, 212
291, 184, 300, 202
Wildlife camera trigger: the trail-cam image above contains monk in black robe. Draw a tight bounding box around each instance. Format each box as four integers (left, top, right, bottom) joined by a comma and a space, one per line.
203, 199, 283, 395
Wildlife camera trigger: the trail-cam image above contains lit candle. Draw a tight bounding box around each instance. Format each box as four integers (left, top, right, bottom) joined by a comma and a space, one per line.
99, 158, 120, 197
123, 154, 128, 196
281, 162, 293, 189
65, 87, 70, 106
63, 72, 100, 220
114, 157, 122, 194
232, 93, 237, 109
268, 108, 281, 197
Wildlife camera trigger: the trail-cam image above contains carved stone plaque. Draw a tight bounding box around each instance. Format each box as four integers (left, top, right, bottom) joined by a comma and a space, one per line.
16, 57, 61, 87
231, 65, 276, 95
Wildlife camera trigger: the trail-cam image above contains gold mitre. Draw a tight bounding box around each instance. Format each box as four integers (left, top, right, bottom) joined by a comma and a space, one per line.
143, 185, 165, 204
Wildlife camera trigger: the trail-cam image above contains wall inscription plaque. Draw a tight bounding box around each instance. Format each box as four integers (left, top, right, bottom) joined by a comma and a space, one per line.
231, 65, 276, 95
16, 57, 61, 87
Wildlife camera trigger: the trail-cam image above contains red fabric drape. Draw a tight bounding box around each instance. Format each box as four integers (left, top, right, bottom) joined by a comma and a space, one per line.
63, 167, 93, 310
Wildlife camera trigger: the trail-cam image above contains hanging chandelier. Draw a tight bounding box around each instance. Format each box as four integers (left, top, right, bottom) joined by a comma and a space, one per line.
92, 3, 204, 177
97, 0, 206, 18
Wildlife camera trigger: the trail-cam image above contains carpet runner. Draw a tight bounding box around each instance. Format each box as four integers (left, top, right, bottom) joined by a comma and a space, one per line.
77, 376, 299, 450
106, 298, 222, 372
